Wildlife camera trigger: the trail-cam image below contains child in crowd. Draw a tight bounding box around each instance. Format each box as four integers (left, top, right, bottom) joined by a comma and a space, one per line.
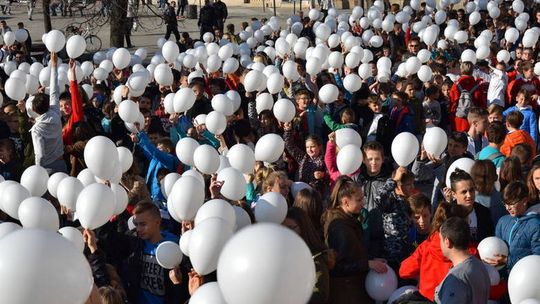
478, 121, 506, 168
373, 166, 415, 270
362, 95, 393, 154
466, 107, 489, 156
486, 181, 540, 274
501, 111, 536, 157
487, 103, 504, 123
130, 130, 180, 202
423, 86, 441, 127
408, 193, 432, 247
390, 91, 414, 134
503, 89, 538, 143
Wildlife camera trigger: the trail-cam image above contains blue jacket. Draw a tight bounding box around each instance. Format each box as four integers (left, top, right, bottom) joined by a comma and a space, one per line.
495, 211, 540, 272
137, 132, 180, 202
503, 106, 538, 143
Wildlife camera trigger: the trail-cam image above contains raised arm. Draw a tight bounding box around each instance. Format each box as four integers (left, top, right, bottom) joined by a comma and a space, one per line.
49, 52, 60, 112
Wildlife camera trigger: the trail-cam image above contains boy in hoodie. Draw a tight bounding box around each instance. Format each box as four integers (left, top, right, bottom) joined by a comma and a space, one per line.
487, 181, 540, 274
503, 89, 538, 143
30, 52, 67, 174
373, 166, 414, 270
130, 130, 180, 202
500, 111, 536, 157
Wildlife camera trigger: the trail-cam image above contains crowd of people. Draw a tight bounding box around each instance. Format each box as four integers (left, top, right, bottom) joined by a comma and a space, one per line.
0, 0, 540, 303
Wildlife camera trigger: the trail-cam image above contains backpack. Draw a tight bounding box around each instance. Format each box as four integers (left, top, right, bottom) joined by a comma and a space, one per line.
456, 82, 481, 118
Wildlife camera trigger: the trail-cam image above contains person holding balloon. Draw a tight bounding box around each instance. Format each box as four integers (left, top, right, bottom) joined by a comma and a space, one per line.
486, 181, 540, 274
29, 52, 68, 175
323, 176, 388, 304
95, 201, 186, 304
372, 166, 415, 270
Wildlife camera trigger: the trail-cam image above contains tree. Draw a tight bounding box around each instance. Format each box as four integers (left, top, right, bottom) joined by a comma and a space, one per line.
110, 0, 129, 47
43, 0, 52, 32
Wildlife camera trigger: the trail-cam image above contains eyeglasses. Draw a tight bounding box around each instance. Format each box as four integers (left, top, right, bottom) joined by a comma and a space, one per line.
410, 44, 419, 48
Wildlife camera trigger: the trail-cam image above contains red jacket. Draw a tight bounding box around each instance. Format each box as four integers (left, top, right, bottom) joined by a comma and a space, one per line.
506, 77, 540, 106
399, 233, 478, 301
500, 129, 537, 157
449, 75, 487, 132
62, 81, 85, 145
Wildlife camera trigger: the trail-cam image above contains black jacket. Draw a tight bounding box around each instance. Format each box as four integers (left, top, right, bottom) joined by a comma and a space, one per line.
472, 202, 495, 243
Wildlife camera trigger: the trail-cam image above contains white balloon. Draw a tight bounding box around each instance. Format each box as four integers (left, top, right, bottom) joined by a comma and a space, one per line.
112, 48, 131, 70
417, 65, 433, 82
254, 192, 287, 223
0, 222, 20, 239
391, 132, 419, 167
154, 63, 173, 86
513, 0, 524, 13
0, 229, 93, 304
336, 128, 362, 148
461, 49, 477, 64
233, 205, 251, 230
505, 28, 520, 44
244, 70, 264, 92
454, 30, 468, 44
59, 226, 85, 252
2, 183, 30, 219
255, 134, 284, 163
190, 217, 234, 275
337, 144, 363, 175
343, 74, 362, 92
110, 183, 128, 215
118, 100, 139, 123
282, 60, 300, 81
476, 46, 490, 60
176, 137, 199, 166
189, 282, 226, 304
478, 236, 509, 261
497, 50, 511, 63
195, 199, 236, 229
388, 285, 418, 304
18, 197, 59, 231
365, 264, 398, 301
193, 144, 220, 175
179, 229, 192, 256
5, 77, 26, 101
273, 98, 296, 123
267, 73, 284, 95
156, 241, 183, 269
445, 157, 476, 187
45, 30, 66, 53
422, 127, 448, 157
77, 168, 96, 187
417, 49, 431, 63
217, 167, 247, 200
469, 11, 481, 25
168, 176, 205, 221
47, 172, 68, 198
218, 223, 315, 304
205, 111, 227, 135
319, 84, 339, 104
76, 183, 116, 229
256, 93, 274, 114
66, 35, 86, 59
84, 136, 119, 181
405, 56, 422, 75
345, 52, 361, 69
212, 94, 234, 116
227, 144, 256, 174
174, 87, 197, 113
508, 255, 540, 304
162, 41, 180, 63
117, 146, 133, 173
20, 165, 48, 197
